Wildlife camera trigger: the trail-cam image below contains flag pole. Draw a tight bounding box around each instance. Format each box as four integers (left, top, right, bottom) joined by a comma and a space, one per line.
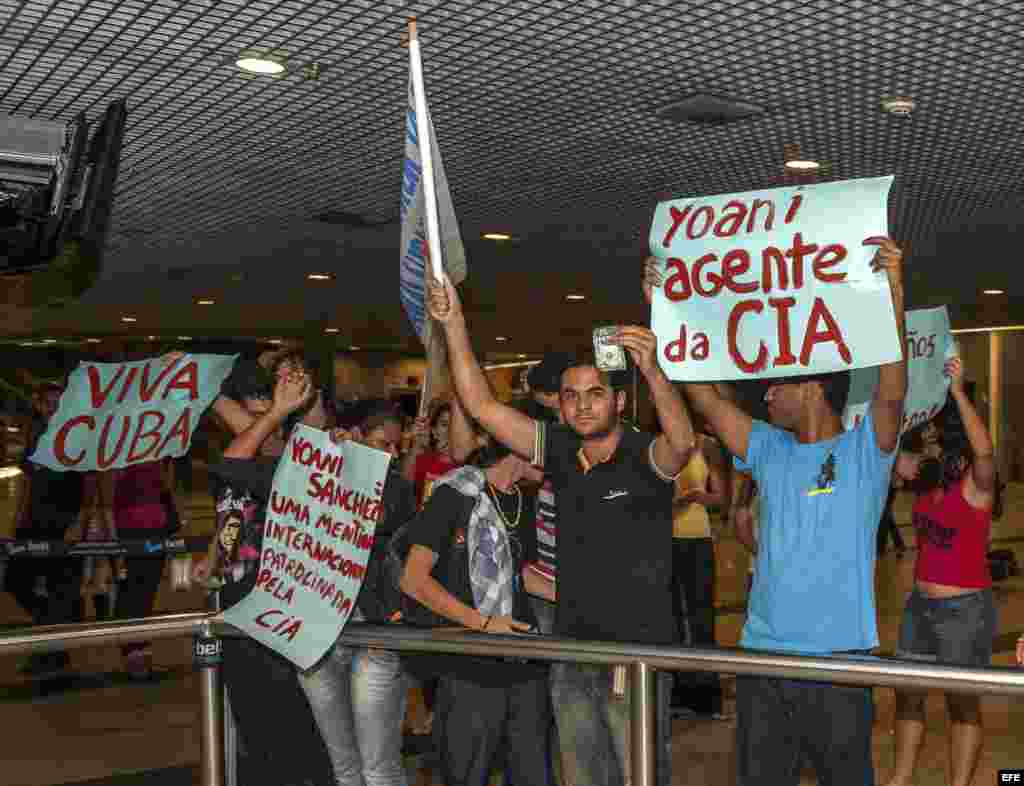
408, 18, 444, 285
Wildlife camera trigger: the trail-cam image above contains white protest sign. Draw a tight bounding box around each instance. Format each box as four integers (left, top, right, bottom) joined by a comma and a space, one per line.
648, 176, 901, 381
223, 425, 392, 670
843, 306, 954, 432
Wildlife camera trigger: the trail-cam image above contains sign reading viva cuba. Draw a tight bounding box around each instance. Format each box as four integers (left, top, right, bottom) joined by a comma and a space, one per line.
30, 354, 237, 472
649, 176, 901, 381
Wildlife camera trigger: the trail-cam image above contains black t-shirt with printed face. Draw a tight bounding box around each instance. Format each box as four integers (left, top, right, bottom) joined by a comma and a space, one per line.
542, 424, 677, 645
407, 482, 545, 684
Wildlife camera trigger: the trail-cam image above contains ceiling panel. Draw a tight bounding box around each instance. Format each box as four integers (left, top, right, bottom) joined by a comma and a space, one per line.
1, 0, 1023, 345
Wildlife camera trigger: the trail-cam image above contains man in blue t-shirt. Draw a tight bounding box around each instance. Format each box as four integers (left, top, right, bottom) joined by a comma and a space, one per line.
679, 238, 907, 786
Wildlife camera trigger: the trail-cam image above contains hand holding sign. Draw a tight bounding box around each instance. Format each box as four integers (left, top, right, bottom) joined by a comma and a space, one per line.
426, 272, 460, 325
864, 236, 904, 289
945, 357, 965, 397
641, 256, 661, 306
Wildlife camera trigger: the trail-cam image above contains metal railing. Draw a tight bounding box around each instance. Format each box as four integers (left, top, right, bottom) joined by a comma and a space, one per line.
2, 613, 1023, 786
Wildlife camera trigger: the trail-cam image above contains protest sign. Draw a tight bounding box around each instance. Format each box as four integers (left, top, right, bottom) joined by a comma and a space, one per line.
843, 306, 954, 432
648, 176, 901, 381
223, 425, 392, 670
30, 353, 236, 472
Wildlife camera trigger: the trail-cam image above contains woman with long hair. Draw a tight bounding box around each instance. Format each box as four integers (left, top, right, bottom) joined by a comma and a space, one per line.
885, 358, 998, 786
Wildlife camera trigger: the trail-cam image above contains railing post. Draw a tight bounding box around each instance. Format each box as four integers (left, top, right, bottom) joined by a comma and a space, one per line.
195, 620, 224, 786
630, 661, 657, 786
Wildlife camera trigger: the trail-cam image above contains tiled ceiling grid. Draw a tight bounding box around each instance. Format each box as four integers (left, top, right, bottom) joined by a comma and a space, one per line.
0, 0, 1023, 285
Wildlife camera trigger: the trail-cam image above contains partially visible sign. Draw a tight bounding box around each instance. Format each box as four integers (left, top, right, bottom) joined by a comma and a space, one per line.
843, 306, 954, 432
223, 426, 392, 670
649, 176, 901, 381
30, 354, 237, 472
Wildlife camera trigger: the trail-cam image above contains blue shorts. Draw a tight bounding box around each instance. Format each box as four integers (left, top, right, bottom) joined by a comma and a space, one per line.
896, 587, 996, 667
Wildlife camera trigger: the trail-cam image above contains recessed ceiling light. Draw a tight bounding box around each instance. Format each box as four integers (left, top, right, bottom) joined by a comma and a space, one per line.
495, 336, 508, 342
147, 335, 157, 340
482, 232, 513, 241
42, 338, 56, 344
197, 299, 215, 305
517, 354, 528, 358
121, 316, 137, 323
307, 273, 332, 281
784, 159, 821, 172
325, 327, 339, 333
269, 339, 283, 345
566, 294, 586, 301
236, 50, 286, 75
983, 289, 1005, 295
349, 345, 361, 351
85, 338, 101, 344
177, 336, 193, 341
881, 96, 915, 116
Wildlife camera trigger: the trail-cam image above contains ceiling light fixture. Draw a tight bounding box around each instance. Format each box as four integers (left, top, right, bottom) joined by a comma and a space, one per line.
495, 336, 508, 342
482, 232, 513, 241
177, 336, 193, 341
236, 50, 287, 76
881, 96, 915, 116
121, 316, 137, 323
517, 354, 528, 358
42, 338, 56, 344
566, 294, 586, 301
325, 328, 339, 334
784, 159, 821, 172
85, 338, 101, 344
197, 299, 215, 305
269, 339, 283, 345
983, 289, 1005, 295
307, 273, 332, 281
147, 335, 157, 340
349, 346, 361, 351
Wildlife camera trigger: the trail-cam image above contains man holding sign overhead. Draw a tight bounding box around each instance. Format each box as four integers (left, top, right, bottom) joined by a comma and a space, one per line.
647, 177, 907, 783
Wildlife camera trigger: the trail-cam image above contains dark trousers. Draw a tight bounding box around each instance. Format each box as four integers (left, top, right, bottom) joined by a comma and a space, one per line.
435, 673, 552, 786
223, 637, 336, 786
5, 527, 83, 626
671, 537, 721, 714
114, 533, 166, 656
736, 675, 875, 786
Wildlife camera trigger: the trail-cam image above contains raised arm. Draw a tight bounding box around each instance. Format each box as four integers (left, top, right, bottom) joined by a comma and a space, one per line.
946, 358, 997, 501
641, 256, 751, 461
427, 275, 538, 460
223, 372, 310, 460
212, 396, 258, 438
609, 326, 695, 476
448, 394, 479, 463
683, 384, 753, 462
866, 237, 907, 454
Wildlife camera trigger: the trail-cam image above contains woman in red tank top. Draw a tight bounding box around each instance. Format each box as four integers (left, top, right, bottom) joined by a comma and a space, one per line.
885, 359, 998, 786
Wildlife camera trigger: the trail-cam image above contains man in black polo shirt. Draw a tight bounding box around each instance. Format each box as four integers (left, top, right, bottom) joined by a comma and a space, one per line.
426, 275, 696, 786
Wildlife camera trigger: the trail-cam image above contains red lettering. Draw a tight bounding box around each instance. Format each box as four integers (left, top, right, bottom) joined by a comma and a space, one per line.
255, 609, 283, 628
721, 249, 759, 294
115, 367, 139, 404
692, 253, 722, 296
799, 297, 852, 366
687, 205, 714, 240
784, 232, 815, 289
692, 332, 710, 360
747, 199, 775, 234
139, 358, 181, 402
768, 297, 798, 367
727, 300, 768, 373
163, 361, 199, 401
87, 365, 126, 409
53, 415, 94, 467
812, 244, 847, 283
784, 194, 803, 224
713, 200, 748, 238
156, 408, 192, 457
761, 246, 788, 293
663, 258, 692, 302
97, 415, 131, 469
126, 410, 166, 463
662, 206, 690, 247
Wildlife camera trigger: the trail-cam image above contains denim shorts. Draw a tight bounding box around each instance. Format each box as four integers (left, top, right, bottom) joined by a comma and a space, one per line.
896, 587, 997, 667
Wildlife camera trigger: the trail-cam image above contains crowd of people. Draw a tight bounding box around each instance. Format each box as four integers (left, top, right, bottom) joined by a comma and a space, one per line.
3, 237, 1024, 786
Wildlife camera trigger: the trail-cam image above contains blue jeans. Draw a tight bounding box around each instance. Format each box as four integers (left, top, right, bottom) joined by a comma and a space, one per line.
550, 663, 672, 786
299, 645, 409, 786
